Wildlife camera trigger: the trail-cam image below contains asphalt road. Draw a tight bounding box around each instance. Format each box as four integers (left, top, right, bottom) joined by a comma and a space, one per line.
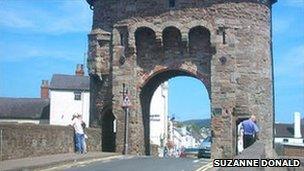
64, 156, 212, 171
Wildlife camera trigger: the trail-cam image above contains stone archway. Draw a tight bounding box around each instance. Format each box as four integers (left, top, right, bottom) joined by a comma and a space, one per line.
87, 0, 276, 158
140, 69, 210, 155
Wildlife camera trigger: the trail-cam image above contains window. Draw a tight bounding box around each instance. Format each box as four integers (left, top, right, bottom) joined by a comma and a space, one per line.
169, 0, 175, 8
283, 138, 288, 143
120, 33, 125, 46
74, 91, 81, 100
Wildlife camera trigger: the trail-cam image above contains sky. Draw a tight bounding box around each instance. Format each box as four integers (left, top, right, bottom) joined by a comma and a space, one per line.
0, 0, 303, 123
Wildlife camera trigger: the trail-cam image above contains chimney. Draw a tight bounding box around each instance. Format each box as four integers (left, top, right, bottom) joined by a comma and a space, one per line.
294, 112, 302, 138
41, 80, 49, 99
75, 64, 84, 76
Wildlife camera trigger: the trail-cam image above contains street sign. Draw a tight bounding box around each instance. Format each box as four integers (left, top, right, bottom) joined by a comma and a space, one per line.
122, 95, 131, 108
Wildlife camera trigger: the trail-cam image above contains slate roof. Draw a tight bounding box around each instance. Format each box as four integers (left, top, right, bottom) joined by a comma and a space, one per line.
275, 123, 304, 138
49, 74, 90, 91
0, 97, 50, 119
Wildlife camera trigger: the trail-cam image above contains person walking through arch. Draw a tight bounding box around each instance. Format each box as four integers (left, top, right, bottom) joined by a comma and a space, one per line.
241, 115, 259, 149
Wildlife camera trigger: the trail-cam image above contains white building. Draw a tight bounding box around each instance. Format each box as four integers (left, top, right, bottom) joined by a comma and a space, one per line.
48, 64, 168, 132
180, 127, 198, 148
49, 65, 90, 127
275, 112, 304, 146
149, 82, 169, 147
172, 127, 183, 150
172, 127, 198, 149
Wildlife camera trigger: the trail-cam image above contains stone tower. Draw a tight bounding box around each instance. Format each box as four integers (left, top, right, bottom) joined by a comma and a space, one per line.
86, 0, 277, 158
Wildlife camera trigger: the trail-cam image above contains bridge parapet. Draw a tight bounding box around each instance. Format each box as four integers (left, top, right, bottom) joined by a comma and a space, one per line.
235, 141, 266, 160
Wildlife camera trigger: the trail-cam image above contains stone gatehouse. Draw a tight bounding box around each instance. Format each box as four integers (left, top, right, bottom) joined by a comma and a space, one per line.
86, 0, 276, 158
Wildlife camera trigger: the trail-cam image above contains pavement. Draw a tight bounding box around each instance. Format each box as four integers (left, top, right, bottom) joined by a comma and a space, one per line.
0, 152, 122, 171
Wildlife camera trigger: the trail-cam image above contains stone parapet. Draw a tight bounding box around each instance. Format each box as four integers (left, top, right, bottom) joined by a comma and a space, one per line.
0, 123, 101, 161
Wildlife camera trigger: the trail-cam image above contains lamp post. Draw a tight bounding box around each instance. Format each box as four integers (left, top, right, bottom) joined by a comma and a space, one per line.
121, 83, 131, 155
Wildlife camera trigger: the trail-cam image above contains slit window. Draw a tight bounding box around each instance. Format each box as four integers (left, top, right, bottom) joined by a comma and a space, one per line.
120, 33, 124, 46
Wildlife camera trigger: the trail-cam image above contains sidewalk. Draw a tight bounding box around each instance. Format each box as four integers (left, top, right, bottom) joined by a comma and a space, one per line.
0, 152, 121, 171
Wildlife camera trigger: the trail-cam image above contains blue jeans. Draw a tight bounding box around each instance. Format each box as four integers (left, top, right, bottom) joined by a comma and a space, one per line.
75, 133, 84, 153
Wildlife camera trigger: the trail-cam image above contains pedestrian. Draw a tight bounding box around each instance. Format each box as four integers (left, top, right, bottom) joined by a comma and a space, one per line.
71, 113, 85, 154
164, 146, 168, 158
241, 115, 259, 149
80, 115, 88, 154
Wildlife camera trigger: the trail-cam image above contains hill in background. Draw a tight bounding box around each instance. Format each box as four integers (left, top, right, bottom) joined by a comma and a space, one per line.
182, 118, 211, 128
174, 118, 211, 141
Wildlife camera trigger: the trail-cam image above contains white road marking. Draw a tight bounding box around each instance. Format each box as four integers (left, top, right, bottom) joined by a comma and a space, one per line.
201, 162, 213, 171
195, 161, 213, 171
193, 159, 200, 163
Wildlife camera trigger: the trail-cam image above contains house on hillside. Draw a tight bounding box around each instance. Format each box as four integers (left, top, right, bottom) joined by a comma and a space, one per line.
169, 126, 199, 151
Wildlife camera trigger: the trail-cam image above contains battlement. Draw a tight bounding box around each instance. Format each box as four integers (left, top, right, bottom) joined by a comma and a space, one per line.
86, 0, 277, 32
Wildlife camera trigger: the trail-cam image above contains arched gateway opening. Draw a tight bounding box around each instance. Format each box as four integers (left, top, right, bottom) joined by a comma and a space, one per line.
102, 109, 116, 152
140, 69, 211, 155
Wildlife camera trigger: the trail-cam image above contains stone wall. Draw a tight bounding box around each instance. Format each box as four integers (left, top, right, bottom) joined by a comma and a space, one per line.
0, 123, 101, 161
221, 142, 304, 171
282, 145, 304, 157
87, 0, 275, 158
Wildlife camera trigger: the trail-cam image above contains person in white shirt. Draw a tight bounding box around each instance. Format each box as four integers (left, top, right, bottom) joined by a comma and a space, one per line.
71, 114, 84, 154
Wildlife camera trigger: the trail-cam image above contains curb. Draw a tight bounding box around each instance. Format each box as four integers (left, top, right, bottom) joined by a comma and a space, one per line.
1, 154, 126, 171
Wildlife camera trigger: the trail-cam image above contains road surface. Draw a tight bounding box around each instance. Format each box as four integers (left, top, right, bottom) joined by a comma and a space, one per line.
63, 156, 212, 171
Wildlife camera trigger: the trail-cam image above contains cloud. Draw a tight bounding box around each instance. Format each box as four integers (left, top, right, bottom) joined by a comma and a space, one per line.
0, 42, 81, 62
275, 45, 304, 73
0, 1, 92, 35
274, 44, 304, 87
273, 18, 291, 35
282, 0, 304, 8
273, 1, 304, 36
0, 10, 33, 28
